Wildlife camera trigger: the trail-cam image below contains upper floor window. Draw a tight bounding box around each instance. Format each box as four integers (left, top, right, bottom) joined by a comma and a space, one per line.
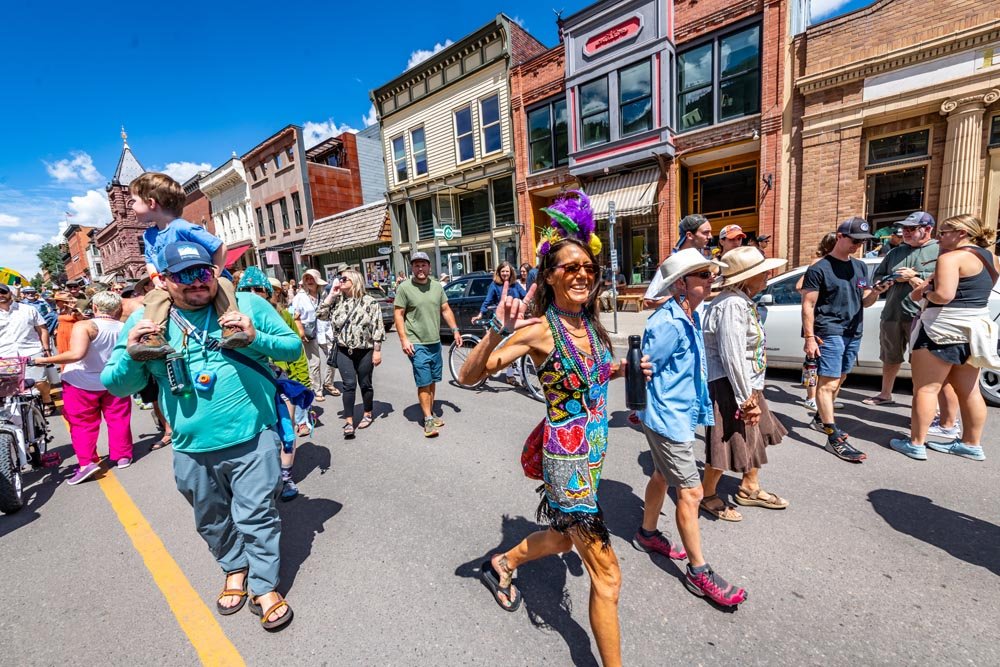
255, 207, 265, 237
991, 116, 1000, 147
411, 127, 428, 176
286, 147, 294, 163
868, 129, 930, 165
265, 202, 276, 235
677, 22, 761, 132
528, 98, 568, 173
579, 78, 610, 147
455, 105, 475, 162
620, 60, 652, 136
260, 161, 268, 176
279, 198, 290, 230
291, 192, 303, 226
274, 153, 283, 170
481, 94, 502, 154
391, 135, 408, 182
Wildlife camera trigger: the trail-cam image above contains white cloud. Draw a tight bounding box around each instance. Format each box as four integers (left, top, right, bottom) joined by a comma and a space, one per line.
0, 213, 19, 227
67, 189, 112, 228
9, 231, 45, 244
511, 16, 526, 28
160, 161, 213, 183
44, 151, 105, 184
407, 39, 454, 70
302, 119, 359, 149
362, 104, 378, 127
810, 0, 852, 21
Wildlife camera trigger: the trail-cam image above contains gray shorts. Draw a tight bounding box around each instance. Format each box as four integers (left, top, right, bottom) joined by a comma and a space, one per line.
642, 424, 701, 489
879, 318, 913, 365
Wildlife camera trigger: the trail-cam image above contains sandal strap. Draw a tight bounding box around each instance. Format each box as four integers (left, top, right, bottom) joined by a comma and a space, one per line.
218, 589, 247, 598
260, 600, 288, 624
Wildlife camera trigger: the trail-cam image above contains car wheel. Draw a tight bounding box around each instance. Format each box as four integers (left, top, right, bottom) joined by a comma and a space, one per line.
980, 370, 1000, 407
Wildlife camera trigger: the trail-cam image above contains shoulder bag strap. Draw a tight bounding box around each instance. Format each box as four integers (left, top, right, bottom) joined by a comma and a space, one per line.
168, 308, 278, 389
961, 246, 999, 284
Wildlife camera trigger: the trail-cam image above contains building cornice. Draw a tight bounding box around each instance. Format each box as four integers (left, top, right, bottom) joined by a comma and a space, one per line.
200, 159, 247, 198
241, 126, 299, 164
797, 21, 1000, 94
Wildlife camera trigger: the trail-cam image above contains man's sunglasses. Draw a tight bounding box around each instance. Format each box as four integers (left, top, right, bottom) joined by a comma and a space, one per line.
555, 262, 599, 276
0, 286, 10, 295
165, 267, 214, 285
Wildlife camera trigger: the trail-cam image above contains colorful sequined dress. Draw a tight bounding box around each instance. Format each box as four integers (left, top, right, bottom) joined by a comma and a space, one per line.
536, 308, 613, 546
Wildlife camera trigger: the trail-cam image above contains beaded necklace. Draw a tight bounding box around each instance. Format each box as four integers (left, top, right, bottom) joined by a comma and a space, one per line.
550, 302, 584, 318
545, 306, 610, 388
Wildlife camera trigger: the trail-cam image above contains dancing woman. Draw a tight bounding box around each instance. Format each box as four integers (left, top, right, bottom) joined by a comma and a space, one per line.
459, 192, 648, 667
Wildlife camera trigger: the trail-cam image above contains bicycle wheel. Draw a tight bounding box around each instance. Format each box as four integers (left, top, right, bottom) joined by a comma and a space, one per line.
521, 355, 545, 403
449, 335, 487, 389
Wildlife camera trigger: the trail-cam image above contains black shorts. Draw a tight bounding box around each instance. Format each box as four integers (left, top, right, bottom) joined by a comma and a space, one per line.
137, 376, 159, 404
911, 327, 970, 366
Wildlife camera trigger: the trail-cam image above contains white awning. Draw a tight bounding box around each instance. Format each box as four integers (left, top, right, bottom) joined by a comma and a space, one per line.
587, 167, 659, 220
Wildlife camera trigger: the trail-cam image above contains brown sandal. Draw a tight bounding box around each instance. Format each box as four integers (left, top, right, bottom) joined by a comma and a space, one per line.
216, 569, 248, 615
699, 495, 743, 522
249, 592, 294, 631
735, 488, 789, 509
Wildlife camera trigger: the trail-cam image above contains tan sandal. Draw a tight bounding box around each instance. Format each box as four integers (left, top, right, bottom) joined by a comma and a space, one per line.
249, 592, 294, 632
216, 569, 248, 615
699, 495, 743, 522
734, 488, 789, 509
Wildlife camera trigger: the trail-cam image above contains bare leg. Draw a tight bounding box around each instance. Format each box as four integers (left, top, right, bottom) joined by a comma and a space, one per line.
641, 470, 667, 533
938, 382, 960, 429
878, 362, 902, 400
816, 375, 842, 426
417, 384, 434, 419
948, 364, 985, 446
909, 349, 951, 445
701, 467, 724, 498
569, 530, 622, 667
37, 380, 52, 405
675, 485, 706, 568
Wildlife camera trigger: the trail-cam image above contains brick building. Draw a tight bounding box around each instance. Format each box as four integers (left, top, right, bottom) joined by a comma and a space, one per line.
94, 133, 148, 281
787, 0, 1000, 265
61, 224, 101, 282
371, 14, 547, 278
181, 171, 213, 234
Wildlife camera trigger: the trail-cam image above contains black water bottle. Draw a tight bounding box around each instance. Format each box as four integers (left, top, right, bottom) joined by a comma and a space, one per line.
625, 335, 647, 410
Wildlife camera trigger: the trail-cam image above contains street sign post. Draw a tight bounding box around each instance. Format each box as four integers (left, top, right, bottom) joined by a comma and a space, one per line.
608, 201, 618, 334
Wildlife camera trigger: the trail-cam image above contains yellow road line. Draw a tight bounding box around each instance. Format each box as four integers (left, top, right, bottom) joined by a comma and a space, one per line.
97, 471, 245, 666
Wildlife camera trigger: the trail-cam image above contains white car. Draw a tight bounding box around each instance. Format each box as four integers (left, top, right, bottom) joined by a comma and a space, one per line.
755, 257, 1000, 406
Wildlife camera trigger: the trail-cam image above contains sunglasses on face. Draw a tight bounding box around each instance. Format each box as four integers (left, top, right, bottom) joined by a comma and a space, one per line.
165, 267, 215, 285
686, 270, 716, 280
239, 286, 270, 295
555, 262, 599, 276
0, 286, 10, 295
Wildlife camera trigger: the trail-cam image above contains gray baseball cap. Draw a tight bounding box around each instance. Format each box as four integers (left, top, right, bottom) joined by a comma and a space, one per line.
410, 251, 431, 263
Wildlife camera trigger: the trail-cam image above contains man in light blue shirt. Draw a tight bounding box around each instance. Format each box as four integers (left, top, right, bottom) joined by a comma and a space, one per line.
633, 249, 748, 608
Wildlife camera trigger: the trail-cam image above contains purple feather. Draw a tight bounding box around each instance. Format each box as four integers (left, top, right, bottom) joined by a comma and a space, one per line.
547, 190, 594, 241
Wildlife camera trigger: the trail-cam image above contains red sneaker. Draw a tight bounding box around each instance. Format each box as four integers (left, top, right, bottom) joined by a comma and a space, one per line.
632, 529, 687, 560
684, 565, 747, 607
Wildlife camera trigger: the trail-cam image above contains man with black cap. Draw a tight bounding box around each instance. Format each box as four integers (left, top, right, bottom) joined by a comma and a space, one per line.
101, 241, 302, 631
645, 214, 714, 307
801, 217, 884, 463
393, 251, 462, 438
862, 211, 939, 407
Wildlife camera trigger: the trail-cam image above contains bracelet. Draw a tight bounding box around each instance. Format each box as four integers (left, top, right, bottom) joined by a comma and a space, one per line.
804, 335, 815, 339
486, 314, 510, 337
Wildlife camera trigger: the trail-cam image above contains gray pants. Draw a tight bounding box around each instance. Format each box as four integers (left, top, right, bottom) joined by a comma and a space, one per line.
173, 429, 283, 596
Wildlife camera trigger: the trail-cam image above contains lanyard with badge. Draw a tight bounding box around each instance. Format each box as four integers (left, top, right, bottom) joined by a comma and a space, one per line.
165, 308, 217, 395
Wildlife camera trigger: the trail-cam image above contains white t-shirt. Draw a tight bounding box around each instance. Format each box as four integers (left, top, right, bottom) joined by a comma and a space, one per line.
290, 291, 318, 326
0, 302, 45, 357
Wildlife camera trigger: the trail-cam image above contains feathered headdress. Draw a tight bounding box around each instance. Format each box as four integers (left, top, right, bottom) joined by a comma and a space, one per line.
537, 190, 603, 257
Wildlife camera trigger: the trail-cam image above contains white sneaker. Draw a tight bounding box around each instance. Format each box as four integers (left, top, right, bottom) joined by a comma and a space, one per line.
799, 399, 818, 411
929, 414, 960, 430
926, 423, 961, 440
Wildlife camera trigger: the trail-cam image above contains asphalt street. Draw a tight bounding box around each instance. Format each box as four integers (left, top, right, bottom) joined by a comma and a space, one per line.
1, 333, 998, 666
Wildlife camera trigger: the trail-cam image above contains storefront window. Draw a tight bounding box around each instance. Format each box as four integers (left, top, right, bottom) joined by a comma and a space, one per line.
492, 177, 515, 227
528, 99, 568, 173
459, 189, 490, 236
481, 95, 502, 154
990, 116, 1000, 147
415, 197, 435, 241
698, 163, 757, 218
619, 60, 653, 137
868, 129, 930, 165
719, 25, 760, 121
580, 78, 610, 147
455, 106, 475, 162
866, 167, 926, 228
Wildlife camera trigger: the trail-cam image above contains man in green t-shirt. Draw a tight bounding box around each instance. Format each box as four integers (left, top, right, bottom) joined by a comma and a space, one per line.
102, 242, 301, 632
393, 251, 462, 438
862, 211, 939, 406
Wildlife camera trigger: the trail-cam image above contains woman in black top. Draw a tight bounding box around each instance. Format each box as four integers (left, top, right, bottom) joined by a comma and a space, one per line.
891, 215, 999, 462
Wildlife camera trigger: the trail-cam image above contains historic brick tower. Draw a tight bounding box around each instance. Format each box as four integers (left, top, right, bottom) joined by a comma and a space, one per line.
94, 128, 148, 280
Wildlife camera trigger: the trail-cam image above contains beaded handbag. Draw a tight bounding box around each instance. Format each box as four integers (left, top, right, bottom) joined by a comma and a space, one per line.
520, 418, 545, 480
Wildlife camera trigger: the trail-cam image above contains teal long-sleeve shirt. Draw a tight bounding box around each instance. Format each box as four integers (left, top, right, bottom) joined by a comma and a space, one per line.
101, 292, 302, 454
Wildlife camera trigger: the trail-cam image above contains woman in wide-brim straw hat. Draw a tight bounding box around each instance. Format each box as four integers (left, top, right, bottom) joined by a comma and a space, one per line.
701, 246, 790, 521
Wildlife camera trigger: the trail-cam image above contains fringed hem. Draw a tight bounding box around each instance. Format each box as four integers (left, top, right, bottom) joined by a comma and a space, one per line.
535, 485, 611, 549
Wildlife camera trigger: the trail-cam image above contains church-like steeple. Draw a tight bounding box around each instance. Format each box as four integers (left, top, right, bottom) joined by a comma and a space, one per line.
112, 126, 145, 186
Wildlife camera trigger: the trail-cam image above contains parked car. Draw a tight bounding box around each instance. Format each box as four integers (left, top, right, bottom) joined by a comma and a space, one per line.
439, 272, 494, 337
755, 257, 1000, 406
366, 286, 395, 332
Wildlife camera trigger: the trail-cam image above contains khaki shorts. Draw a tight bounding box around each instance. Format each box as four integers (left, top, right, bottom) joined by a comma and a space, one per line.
641, 424, 701, 489
879, 318, 913, 365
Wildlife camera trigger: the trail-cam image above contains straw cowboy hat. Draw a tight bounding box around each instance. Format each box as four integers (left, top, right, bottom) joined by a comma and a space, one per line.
719, 246, 787, 287
645, 248, 727, 300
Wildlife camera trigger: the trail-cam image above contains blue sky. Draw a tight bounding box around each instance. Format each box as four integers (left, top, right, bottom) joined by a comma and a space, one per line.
0, 0, 869, 278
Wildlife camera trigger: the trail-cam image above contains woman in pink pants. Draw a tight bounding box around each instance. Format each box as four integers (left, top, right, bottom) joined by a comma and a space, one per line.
34, 291, 133, 485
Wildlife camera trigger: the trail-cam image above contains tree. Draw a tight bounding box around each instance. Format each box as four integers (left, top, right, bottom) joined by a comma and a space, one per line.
36, 244, 65, 281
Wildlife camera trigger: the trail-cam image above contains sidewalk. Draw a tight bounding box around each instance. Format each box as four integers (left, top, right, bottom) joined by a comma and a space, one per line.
600, 308, 651, 348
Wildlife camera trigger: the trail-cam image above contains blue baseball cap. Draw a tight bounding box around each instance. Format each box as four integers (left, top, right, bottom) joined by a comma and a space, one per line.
899, 211, 935, 227
159, 242, 214, 273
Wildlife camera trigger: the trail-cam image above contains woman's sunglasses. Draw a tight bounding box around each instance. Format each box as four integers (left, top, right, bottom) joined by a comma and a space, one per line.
555, 262, 599, 276
239, 286, 271, 295
685, 270, 717, 280
165, 267, 214, 285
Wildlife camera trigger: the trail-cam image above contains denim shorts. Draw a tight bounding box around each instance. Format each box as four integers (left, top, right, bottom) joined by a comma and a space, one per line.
817, 334, 862, 378
410, 343, 443, 387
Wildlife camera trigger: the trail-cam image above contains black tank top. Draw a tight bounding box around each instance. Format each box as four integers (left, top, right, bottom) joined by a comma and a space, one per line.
927, 246, 995, 309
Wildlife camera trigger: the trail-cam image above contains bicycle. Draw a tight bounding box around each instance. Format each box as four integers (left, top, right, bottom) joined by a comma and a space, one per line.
448, 322, 545, 402
0, 357, 58, 514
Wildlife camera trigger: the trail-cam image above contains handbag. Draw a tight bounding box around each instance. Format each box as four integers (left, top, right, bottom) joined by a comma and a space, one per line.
520, 419, 546, 480
325, 297, 363, 367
